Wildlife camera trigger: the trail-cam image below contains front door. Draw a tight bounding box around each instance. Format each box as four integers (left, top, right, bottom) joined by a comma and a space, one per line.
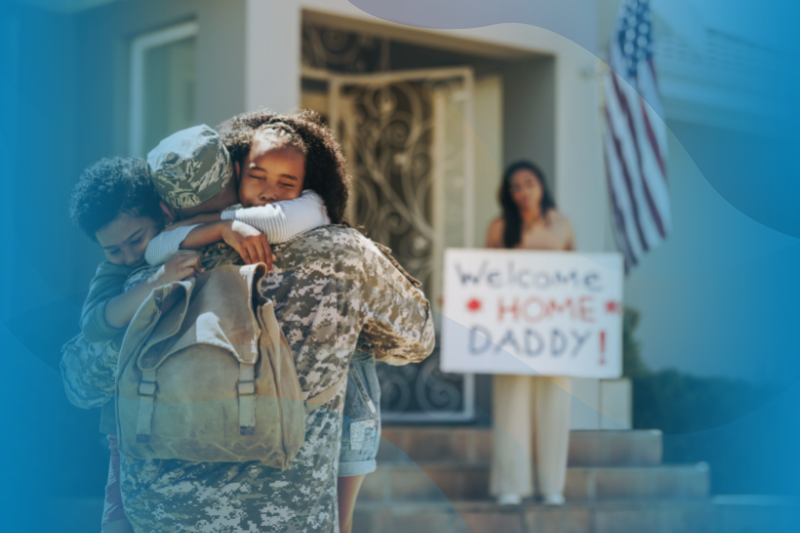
328, 68, 476, 422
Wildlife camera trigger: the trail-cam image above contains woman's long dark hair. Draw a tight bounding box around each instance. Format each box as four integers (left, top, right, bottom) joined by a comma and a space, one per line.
499, 160, 556, 248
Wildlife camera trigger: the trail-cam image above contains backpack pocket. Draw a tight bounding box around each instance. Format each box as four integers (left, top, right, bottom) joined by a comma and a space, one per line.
117, 265, 306, 468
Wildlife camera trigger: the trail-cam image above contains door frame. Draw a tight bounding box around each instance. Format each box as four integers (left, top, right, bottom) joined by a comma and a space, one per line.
304, 66, 478, 422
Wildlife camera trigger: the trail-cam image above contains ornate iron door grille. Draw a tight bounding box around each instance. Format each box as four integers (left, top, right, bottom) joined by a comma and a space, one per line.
327, 69, 476, 422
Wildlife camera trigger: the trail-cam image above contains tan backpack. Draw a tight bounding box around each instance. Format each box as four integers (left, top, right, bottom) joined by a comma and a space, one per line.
115, 263, 343, 468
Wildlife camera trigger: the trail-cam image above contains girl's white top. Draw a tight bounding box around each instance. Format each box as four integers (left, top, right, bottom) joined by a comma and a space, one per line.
145, 189, 330, 266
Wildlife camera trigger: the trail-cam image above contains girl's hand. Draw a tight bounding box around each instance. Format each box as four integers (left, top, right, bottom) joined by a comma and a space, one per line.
167, 212, 222, 230
221, 220, 276, 269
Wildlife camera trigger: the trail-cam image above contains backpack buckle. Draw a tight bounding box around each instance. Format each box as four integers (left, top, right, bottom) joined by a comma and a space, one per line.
138, 380, 157, 397
237, 380, 256, 397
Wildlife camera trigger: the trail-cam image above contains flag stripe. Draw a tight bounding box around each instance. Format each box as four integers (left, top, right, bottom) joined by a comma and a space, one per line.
609, 72, 665, 243
604, 120, 641, 262
605, 107, 644, 259
604, 148, 637, 270
605, 107, 649, 252
604, 0, 670, 270
640, 97, 666, 178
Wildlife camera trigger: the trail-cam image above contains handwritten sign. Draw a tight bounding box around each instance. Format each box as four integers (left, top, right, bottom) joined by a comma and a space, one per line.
440, 249, 623, 378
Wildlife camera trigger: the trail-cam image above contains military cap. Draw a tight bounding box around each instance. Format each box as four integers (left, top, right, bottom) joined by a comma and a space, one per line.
147, 125, 234, 209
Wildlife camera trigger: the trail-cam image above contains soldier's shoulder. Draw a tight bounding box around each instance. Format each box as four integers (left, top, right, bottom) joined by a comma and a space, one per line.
281, 226, 374, 255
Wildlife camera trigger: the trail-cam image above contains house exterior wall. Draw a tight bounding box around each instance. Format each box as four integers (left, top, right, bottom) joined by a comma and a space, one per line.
245, 0, 607, 253
63, 0, 246, 295
75, 0, 246, 164
4, 0, 247, 321
2, 4, 81, 324
244, 0, 607, 426
596, 0, 794, 383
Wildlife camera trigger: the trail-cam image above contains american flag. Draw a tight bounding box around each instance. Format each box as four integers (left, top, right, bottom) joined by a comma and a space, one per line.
604, 0, 670, 272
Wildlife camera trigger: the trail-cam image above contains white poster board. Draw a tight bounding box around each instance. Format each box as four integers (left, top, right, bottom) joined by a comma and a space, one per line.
440, 249, 624, 378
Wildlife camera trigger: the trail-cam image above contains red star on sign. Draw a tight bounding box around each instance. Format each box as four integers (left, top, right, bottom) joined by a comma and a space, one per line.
605, 301, 621, 314
466, 298, 482, 312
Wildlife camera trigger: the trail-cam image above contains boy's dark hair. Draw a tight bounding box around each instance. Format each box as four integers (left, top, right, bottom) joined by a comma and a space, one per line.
217, 109, 350, 224
69, 157, 162, 240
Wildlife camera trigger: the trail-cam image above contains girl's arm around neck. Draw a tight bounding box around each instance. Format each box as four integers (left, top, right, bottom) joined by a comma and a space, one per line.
221, 190, 330, 244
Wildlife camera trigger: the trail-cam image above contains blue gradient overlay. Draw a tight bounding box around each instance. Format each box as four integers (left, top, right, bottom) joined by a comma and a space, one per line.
1, 0, 798, 531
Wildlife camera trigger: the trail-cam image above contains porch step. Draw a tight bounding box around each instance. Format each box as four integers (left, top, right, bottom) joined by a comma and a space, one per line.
360, 462, 710, 502
712, 495, 797, 533
379, 427, 663, 467
353, 500, 718, 533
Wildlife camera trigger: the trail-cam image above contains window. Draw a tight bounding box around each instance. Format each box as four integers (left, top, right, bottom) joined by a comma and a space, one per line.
129, 22, 197, 157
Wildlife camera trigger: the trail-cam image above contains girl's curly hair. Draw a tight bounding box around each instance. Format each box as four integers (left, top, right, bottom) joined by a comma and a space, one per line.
216, 109, 350, 224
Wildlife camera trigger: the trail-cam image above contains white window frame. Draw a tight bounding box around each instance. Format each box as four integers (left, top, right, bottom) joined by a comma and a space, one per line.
128, 21, 198, 157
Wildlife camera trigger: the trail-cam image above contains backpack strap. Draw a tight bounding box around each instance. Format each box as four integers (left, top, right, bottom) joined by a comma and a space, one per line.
135, 368, 157, 442
305, 370, 348, 414
237, 363, 257, 435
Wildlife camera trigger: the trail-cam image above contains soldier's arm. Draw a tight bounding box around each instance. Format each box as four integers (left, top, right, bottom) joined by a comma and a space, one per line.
60, 334, 118, 409
360, 245, 436, 366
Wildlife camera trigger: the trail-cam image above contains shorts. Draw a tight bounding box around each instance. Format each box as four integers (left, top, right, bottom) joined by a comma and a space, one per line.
338, 353, 381, 477
102, 435, 128, 527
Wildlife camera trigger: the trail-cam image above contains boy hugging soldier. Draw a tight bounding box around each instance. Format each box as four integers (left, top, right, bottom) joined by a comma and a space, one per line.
64, 125, 326, 532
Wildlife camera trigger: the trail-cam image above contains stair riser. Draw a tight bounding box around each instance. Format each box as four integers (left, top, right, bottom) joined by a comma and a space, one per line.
379, 428, 663, 467
360, 465, 709, 502
354, 502, 717, 533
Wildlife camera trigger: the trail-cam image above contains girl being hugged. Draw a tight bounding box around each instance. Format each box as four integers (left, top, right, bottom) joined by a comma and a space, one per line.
159, 110, 379, 533
146, 113, 347, 268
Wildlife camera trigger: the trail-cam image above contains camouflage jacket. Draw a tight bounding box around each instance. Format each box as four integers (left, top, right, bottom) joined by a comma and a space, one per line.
60, 226, 435, 532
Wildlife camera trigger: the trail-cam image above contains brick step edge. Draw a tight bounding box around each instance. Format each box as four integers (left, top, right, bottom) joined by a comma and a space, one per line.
353, 499, 718, 533
379, 428, 664, 466
361, 462, 710, 502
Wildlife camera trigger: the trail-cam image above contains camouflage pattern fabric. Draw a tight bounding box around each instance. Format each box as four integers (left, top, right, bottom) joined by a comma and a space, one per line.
147, 124, 234, 209
61, 226, 435, 532
124, 241, 243, 292
60, 334, 119, 409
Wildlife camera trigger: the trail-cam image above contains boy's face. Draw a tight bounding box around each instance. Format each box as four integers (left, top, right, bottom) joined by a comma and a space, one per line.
238, 133, 305, 208
95, 212, 162, 268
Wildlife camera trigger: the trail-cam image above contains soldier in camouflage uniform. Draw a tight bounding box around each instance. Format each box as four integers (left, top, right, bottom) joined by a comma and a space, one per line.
63, 113, 435, 532
63, 225, 435, 532
65, 125, 252, 532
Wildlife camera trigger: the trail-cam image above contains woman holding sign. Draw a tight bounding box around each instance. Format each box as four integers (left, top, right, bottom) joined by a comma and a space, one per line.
485, 160, 575, 506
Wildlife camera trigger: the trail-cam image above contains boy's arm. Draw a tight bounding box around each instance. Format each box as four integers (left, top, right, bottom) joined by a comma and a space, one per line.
103, 251, 203, 329
81, 262, 131, 343
145, 224, 202, 265
220, 190, 330, 244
